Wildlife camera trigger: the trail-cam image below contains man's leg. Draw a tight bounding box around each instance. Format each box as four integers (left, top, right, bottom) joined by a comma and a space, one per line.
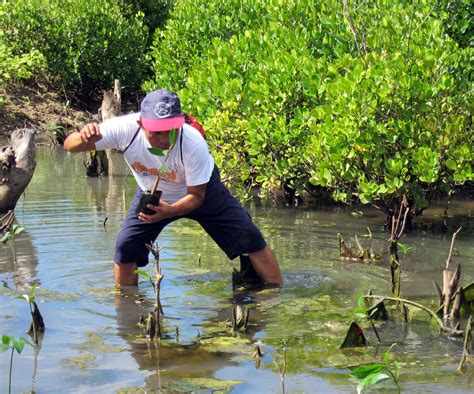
114, 262, 138, 286
113, 189, 175, 287
248, 245, 282, 285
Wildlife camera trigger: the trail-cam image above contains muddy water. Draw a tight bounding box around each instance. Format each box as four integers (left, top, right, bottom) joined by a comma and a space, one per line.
0, 146, 473, 393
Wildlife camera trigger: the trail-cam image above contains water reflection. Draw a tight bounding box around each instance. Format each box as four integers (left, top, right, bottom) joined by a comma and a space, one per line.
0, 219, 39, 291
113, 285, 279, 391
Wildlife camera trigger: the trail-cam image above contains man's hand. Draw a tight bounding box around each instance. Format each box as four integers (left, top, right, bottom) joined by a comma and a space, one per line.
64, 122, 103, 152
79, 123, 102, 144
138, 200, 175, 223
137, 184, 207, 224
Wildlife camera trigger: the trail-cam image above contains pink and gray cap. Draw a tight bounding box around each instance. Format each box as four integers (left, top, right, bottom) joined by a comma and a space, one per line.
140, 89, 185, 132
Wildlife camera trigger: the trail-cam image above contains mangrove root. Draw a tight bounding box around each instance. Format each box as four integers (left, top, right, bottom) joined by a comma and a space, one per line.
439, 227, 463, 319
457, 315, 472, 373
337, 233, 382, 261
232, 304, 250, 332
28, 301, 45, 344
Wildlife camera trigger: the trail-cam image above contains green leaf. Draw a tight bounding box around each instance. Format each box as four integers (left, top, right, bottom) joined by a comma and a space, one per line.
11, 224, 24, 236
134, 269, 152, 281
169, 128, 176, 147
148, 147, 165, 156
2, 335, 13, 346
0, 343, 10, 352
445, 159, 457, 170
1, 233, 12, 244
13, 337, 31, 354
350, 363, 384, 379
356, 293, 366, 309
384, 343, 397, 364
366, 371, 391, 385
398, 242, 414, 254
393, 360, 400, 380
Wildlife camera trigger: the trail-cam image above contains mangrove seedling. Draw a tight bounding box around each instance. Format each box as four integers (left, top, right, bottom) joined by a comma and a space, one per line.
1, 334, 32, 394
136, 129, 177, 215
16, 284, 45, 344
349, 343, 400, 394
273, 347, 287, 394
387, 196, 410, 298
354, 293, 382, 343
1, 223, 24, 264
135, 242, 164, 339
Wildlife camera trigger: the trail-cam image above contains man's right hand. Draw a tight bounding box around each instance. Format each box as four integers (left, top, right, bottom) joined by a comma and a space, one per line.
79, 123, 102, 144
64, 122, 102, 153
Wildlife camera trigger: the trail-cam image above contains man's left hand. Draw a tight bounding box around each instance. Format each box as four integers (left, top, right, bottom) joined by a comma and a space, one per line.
138, 201, 175, 223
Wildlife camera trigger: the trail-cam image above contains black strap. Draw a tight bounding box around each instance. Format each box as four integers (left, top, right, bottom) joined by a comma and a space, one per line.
179, 126, 184, 165
123, 126, 140, 153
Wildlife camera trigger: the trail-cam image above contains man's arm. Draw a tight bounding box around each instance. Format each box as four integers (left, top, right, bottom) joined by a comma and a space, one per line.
64, 122, 102, 153
138, 183, 207, 223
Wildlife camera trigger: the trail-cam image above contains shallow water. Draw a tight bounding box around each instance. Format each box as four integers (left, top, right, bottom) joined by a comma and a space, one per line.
0, 146, 473, 393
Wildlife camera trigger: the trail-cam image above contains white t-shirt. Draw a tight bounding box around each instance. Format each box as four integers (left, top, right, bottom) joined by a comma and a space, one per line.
95, 113, 214, 203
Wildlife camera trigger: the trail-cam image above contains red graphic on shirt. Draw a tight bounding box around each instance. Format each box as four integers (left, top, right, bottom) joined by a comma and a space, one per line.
131, 162, 177, 182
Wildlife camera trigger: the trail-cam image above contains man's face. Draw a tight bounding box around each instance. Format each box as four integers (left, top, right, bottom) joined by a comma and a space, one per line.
144, 129, 171, 149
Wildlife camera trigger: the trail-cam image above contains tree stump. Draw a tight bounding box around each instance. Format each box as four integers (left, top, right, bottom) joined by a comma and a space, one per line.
0, 128, 36, 212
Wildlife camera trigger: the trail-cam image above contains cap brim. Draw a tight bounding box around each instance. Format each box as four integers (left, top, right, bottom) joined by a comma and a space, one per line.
141, 115, 185, 132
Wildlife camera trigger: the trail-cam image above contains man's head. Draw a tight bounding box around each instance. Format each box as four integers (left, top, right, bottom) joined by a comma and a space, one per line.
138, 89, 184, 148
139, 89, 184, 132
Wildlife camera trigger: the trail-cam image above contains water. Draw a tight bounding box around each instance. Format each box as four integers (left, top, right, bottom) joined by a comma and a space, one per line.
0, 146, 473, 393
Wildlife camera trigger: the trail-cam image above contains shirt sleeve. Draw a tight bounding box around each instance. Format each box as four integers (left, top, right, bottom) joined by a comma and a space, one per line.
183, 141, 213, 186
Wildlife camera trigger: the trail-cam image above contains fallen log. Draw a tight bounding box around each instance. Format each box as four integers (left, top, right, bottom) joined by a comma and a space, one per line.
0, 128, 36, 212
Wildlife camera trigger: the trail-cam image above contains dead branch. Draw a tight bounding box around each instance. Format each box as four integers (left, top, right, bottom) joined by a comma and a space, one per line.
364, 295, 464, 337
443, 264, 461, 318
457, 315, 472, 373
445, 226, 462, 270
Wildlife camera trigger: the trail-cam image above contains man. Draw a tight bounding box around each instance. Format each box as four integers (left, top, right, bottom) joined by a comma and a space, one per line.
64, 89, 282, 286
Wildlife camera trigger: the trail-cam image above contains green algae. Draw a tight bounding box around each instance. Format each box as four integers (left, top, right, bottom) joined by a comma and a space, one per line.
198, 334, 253, 354
61, 352, 96, 370
74, 331, 125, 353
165, 377, 243, 392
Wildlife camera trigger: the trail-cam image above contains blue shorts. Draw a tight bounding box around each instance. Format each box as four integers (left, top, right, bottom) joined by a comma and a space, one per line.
114, 166, 267, 267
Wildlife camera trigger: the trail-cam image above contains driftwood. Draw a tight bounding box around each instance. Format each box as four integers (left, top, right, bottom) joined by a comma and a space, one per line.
0, 128, 36, 212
